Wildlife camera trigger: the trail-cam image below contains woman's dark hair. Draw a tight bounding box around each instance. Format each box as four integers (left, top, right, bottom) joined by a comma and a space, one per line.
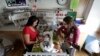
63, 16, 73, 24
26, 16, 39, 27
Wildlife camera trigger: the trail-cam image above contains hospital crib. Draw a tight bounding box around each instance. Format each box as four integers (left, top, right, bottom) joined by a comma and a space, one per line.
24, 52, 68, 56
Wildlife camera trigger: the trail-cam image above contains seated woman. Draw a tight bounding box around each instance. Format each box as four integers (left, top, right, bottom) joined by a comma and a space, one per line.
63, 16, 80, 46
57, 16, 80, 54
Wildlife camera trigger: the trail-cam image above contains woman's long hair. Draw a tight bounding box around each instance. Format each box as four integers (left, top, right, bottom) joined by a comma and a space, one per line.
25, 16, 39, 28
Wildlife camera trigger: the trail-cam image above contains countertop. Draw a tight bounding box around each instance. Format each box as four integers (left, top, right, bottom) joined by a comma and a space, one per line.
0, 25, 23, 31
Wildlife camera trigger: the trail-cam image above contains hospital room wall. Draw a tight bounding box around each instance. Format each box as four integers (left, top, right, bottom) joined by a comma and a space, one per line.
85, 0, 100, 35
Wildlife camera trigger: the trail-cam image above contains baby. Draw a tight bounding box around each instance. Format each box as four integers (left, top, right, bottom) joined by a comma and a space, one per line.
40, 33, 54, 52
52, 41, 63, 53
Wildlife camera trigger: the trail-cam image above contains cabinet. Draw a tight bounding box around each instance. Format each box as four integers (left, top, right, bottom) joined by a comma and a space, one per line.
3, 8, 31, 27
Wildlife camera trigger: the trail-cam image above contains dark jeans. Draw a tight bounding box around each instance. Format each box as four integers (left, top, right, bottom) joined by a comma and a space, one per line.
61, 42, 70, 54
25, 44, 33, 52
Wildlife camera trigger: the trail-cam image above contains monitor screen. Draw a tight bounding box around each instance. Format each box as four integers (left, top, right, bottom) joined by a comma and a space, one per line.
5, 0, 26, 7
